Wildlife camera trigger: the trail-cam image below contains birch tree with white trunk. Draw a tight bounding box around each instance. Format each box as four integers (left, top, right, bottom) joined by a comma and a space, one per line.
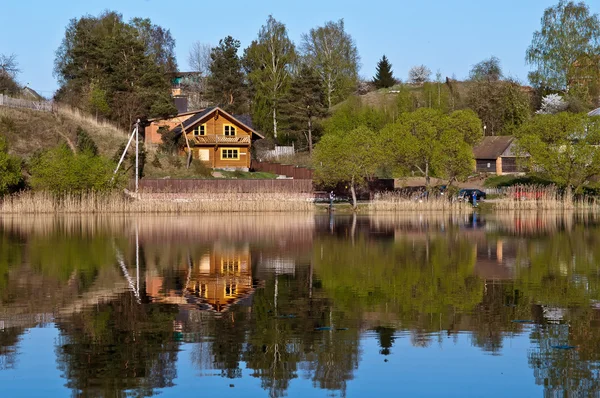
300, 19, 360, 110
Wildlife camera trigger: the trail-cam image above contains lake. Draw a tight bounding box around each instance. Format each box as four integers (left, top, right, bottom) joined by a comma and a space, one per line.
0, 212, 599, 397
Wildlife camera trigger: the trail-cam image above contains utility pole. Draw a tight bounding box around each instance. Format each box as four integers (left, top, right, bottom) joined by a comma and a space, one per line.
135, 119, 139, 193
112, 119, 141, 193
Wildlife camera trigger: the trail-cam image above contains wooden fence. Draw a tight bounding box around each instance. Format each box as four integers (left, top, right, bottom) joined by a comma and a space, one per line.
263, 145, 295, 160
131, 178, 314, 193
251, 160, 314, 179
0, 94, 55, 112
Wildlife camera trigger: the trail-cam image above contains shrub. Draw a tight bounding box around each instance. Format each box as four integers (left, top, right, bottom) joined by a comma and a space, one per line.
192, 159, 212, 177
29, 144, 121, 194
0, 136, 23, 196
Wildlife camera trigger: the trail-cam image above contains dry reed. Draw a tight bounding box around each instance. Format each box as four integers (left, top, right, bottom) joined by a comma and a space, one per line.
492, 185, 599, 211
369, 192, 473, 212
0, 191, 315, 214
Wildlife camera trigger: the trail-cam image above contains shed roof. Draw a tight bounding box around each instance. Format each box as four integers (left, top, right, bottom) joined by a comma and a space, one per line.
473, 136, 515, 159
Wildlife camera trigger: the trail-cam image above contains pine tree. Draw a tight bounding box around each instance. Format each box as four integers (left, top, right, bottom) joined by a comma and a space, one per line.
208, 36, 247, 114
373, 55, 395, 89
280, 65, 327, 153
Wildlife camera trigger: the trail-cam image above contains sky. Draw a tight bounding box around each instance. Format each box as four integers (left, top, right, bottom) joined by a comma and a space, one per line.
1, 0, 592, 98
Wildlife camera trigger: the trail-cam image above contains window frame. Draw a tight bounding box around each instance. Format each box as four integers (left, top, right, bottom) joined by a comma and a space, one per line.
192, 124, 206, 136
223, 124, 236, 136
220, 148, 240, 160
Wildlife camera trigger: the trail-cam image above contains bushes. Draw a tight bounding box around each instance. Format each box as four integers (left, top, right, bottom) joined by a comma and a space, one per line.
0, 136, 23, 196
29, 144, 121, 194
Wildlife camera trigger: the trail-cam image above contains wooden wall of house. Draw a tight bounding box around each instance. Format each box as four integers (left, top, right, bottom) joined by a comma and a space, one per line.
186, 146, 251, 169
475, 159, 497, 173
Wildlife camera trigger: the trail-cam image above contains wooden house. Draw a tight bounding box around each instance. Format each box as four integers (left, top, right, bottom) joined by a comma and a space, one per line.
144, 107, 264, 170
473, 136, 523, 175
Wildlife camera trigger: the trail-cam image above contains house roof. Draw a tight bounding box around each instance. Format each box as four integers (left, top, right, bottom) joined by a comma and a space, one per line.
172, 107, 264, 139
473, 136, 515, 159
147, 109, 203, 122
589, 107, 600, 117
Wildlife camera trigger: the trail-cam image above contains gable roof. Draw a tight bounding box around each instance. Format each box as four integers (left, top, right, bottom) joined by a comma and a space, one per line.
172, 107, 264, 139
473, 136, 515, 159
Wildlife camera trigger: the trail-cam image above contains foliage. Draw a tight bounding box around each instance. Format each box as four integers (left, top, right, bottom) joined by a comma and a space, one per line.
469, 56, 502, 82
373, 55, 395, 89
75, 127, 98, 156
526, 1, 600, 100
516, 112, 600, 189
323, 96, 390, 134
0, 136, 23, 196
407, 65, 431, 85
54, 11, 177, 127
467, 70, 531, 135
314, 126, 384, 208
208, 36, 247, 114
279, 65, 327, 152
29, 144, 119, 193
244, 16, 296, 139
157, 126, 182, 154
536, 93, 568, 114
301, 19, 360, 109
383, 108, 482, 184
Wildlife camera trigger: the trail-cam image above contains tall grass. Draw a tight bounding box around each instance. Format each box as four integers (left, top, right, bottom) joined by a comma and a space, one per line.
55, 105, 127, 138
0, 191, 314, 214
369, 192, 473, 212
492, 185, 598, 210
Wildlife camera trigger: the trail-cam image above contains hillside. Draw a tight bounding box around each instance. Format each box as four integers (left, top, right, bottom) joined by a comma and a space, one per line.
0, 106, 129, 160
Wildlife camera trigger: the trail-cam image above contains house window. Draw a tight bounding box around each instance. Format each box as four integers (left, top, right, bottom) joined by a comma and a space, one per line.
221, 148, 240, 160
221, 259, 240, 274
193, 124, 206, 136
225, 283, 237, 297
224, 125, 236, 136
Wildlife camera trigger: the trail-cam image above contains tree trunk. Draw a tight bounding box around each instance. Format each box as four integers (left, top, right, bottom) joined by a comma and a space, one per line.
307, 117, 313, 154
350, 179, 357, 210
273, 106, 278, 139
425, 161, 430, 187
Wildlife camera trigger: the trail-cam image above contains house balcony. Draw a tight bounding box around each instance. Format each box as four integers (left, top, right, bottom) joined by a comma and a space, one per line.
191, 135, 251, 146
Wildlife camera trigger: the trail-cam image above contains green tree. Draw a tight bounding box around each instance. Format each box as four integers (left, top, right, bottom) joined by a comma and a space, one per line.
467, 57, 531, 135
526, 1, 600, 100
469, 56, 502, 82
208, 36, 247, 114
516, 113, 600, 190
373, 55, 395, 89
280, 65, 327, 153
244, 16, 296, 139
301, 19, 360, 110
54, 11, 176, 127
0, 136, 22, 196
314, 126, 384, 209
382, 108, 482, 185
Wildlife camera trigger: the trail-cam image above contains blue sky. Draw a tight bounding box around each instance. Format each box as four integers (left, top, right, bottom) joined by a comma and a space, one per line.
1, 0, 590, 98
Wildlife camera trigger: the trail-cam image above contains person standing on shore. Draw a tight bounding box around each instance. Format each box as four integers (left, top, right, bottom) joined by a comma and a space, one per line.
329, 191, 335, 211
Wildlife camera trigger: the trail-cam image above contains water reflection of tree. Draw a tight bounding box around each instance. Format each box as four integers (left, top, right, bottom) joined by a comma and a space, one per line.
55, 293, 180, 397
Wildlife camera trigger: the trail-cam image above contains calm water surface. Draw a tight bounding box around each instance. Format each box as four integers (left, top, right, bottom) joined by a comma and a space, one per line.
1, 213, 599, 397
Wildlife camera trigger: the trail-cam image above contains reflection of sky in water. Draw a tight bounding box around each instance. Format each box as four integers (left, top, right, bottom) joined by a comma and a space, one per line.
0, 326, 542, 397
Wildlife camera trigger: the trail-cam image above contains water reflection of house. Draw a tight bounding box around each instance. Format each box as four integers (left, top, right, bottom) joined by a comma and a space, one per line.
474, 238, 519, 281
146, 245, 254, 313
